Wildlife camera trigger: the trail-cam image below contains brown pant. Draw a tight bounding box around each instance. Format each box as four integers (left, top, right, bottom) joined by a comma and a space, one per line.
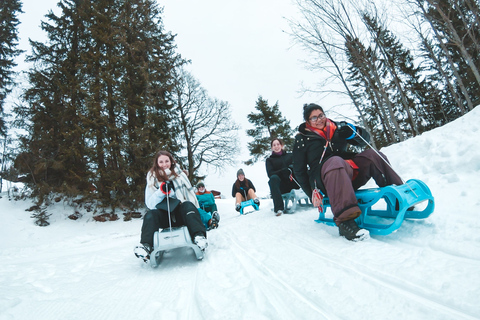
321, 149, 402, 225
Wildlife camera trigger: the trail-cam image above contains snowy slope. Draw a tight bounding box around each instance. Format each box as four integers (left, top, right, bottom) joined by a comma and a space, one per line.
1, 107, 480, 320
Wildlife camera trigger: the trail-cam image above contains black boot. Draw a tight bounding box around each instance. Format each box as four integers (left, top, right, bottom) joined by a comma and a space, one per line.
338, 219, 369, 241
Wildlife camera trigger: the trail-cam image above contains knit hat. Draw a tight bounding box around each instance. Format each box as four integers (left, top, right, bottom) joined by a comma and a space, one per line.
237, 169, 245, 177
196, 181, 205, 189
303, 103, 324, 121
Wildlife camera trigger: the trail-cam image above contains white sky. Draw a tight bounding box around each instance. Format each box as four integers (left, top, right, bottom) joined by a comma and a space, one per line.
14, 0, 356, 126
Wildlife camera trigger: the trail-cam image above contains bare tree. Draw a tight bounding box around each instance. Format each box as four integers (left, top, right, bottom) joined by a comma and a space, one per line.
425, 0, 480, 88
290, 0, 407, 142
401, 10, 465, 116
172, 68, 240, 182
289, 0, 376, 144
410, 0, 474, 112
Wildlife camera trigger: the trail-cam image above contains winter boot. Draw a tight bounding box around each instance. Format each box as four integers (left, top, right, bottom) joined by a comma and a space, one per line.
134, 243, 153, 263
275, 210, 283, 216
211, 211, 220, 228
253, 198, 260, 206
194, 234, 208, 251
338, 219, 369, 241
207, 211, 220, 230
235, 203, 241, 212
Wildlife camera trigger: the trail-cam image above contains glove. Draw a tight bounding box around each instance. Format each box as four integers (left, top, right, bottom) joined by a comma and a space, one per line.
160, 181, 174, 194
336, 121, 356, 140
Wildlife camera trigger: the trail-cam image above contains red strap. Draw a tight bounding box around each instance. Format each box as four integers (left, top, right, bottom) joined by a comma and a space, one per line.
345, 159, 359, 181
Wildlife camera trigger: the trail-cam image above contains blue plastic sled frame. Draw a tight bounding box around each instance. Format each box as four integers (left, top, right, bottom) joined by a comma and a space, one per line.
315, 179, 435, 235
240, 199, 259, 215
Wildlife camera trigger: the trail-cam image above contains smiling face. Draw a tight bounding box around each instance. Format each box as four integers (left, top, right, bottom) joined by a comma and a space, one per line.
238, 174, 245, 181
271, 139, 283, 153
308, 109, 327, 130
157, 155, 171, 171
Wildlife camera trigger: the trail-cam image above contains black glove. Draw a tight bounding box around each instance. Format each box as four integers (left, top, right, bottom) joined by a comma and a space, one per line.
336, 121, 356, 139
160, 180, 174, 194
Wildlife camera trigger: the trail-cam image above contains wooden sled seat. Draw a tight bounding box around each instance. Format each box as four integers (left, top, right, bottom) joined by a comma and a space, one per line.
150, 226, 204, 267
315, 179, 435, 235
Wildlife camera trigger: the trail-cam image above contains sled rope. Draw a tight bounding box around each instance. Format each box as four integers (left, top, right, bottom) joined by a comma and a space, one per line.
345, 121, 419, 198
166, 183, 173, 234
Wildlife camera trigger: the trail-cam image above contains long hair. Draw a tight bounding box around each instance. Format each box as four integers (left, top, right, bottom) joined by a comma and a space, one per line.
270, 138, 284, 147
149, 150, 179, 182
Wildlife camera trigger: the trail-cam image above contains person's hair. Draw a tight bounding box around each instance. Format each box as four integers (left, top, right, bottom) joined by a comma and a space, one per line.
149, 150, 178, 182
270, 138, 284, 147
303, 103, 324, 121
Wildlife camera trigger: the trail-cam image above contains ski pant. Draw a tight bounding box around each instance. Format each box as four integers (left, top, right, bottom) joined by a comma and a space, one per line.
321, 149, 403, 225
140, 201, 206, 247
268, 174, 299, 212
201, 203, 218, 214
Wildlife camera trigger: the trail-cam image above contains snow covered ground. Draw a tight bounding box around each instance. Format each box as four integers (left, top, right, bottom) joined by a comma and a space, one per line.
1, 107, 480, 320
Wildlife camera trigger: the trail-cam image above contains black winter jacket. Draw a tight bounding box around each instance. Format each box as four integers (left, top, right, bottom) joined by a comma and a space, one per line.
232, 178, 256, 198
292, 120, 370, 197
265, 151, 294, 182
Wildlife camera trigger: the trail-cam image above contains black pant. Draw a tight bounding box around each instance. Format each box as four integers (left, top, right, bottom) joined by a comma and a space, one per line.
268, 174, 299, 212
140, 201, 206, 246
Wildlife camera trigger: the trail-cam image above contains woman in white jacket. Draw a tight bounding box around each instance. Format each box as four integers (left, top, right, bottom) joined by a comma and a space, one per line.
134, 150, 207, 262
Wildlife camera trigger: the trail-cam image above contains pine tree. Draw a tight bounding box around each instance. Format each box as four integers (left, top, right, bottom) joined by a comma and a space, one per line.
245, 96, 295, 165
14, 0, 183, 217
345, 35, 404, 146
0, 0, 23, 136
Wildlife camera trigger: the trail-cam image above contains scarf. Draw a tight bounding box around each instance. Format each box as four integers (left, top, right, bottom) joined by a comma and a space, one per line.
305, 118, 337, 141
306, 119, 359, 180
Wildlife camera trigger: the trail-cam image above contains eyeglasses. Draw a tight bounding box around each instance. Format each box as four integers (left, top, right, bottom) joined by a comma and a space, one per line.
309, 114, 326, 122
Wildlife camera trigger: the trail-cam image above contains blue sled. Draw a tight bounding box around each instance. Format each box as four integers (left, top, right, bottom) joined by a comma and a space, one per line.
315, 179, 434, 235
240, 199, 259, 215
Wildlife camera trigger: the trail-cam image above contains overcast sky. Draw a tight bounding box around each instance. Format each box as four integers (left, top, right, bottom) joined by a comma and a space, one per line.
15, 0, 357, 125
13, 0, 357, 194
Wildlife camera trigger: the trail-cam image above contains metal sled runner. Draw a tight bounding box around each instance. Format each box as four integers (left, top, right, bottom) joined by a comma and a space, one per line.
315, 179, 435, 235
150, 226, 204, 267
282, 189, 312, 213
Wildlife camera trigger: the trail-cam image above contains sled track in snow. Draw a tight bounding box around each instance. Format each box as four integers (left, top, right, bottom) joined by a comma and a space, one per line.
261, 229, 478, 320
225, 232, 341, 320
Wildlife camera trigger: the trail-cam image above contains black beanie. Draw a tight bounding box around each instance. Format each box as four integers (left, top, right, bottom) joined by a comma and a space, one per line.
303, 103, 324, 121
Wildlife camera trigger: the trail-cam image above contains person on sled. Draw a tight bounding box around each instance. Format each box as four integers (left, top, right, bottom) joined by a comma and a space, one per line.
266, 138, 300, 216
232, 169, 260, 212
134, 151, 208, 262
195, 181, 220, 230
292, 103, 403, 241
